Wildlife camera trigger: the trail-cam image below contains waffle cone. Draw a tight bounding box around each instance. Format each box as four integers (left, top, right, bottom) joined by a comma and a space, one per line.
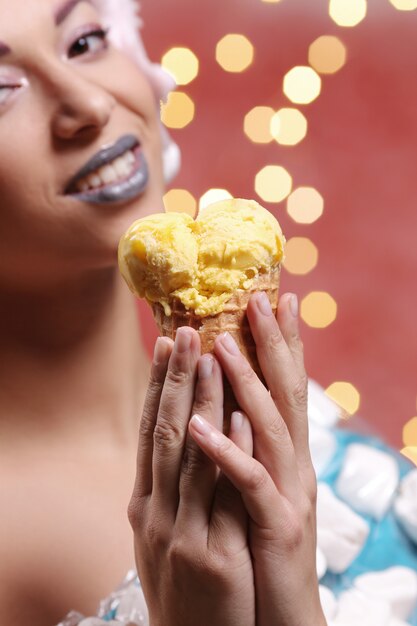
151, 265, 281, 426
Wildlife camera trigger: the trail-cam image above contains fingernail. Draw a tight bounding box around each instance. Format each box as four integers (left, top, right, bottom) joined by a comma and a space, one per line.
231, 411, 244, 431
198, 355, 214, 380
219, 332, 240, 356
175, 327, 192, 353
256, 291, 273, 316
153, 337, 170, 365
289, 294, 298, 317
191, 414, 222, 446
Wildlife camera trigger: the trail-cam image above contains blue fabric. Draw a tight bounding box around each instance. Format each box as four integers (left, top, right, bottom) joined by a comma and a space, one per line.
321, 428, 417, 625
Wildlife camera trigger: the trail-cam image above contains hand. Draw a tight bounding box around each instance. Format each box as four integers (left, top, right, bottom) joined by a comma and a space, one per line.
128, 327, 255, 626
189, 292, 326, 626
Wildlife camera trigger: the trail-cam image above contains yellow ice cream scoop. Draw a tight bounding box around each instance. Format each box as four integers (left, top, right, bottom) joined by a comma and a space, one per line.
118, 198, 285, 317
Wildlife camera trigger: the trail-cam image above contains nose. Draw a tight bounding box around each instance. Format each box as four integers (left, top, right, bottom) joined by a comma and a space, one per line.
47, 64, 116, 140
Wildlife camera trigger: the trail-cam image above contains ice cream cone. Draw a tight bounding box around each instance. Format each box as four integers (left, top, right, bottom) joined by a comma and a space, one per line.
118, 199, 285, 429
151, 265, 281, 427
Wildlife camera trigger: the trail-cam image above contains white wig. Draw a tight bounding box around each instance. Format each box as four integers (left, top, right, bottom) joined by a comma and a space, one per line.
94, 0, 181, 183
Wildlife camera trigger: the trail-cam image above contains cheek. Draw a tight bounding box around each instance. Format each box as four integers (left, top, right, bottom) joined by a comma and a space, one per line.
95, 50, 161, 131
88, 51, 164, 182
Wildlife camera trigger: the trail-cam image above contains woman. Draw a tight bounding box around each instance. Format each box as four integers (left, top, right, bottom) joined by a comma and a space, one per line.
0, 0, 325, 624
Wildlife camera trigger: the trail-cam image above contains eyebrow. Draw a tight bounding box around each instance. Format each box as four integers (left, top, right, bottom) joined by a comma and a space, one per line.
0, 0, 93, 57
54, 0, 93, 26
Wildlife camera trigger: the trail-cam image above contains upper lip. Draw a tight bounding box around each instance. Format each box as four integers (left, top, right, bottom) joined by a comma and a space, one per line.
64, 134, 140, 194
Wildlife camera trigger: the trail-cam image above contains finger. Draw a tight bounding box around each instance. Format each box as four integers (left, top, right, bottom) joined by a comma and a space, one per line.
134, 337, 173, 497
229, 411, 253, 458
152, 327, 200, 516
189, 414, 282, 530
176, 355, 224, 530
208, 411, 253, 552
246, 292, 310, 465
277, 293, 305, 377
214, 332, 298, 495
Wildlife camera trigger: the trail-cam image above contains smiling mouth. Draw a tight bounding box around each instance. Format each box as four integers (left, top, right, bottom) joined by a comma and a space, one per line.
64, 134, 149, 205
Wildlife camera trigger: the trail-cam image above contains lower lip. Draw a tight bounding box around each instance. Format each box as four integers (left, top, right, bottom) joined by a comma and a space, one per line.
67, 147, 149, 205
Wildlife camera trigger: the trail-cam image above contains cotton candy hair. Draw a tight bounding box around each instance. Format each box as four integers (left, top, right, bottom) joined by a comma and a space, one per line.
93, 0, 181, 184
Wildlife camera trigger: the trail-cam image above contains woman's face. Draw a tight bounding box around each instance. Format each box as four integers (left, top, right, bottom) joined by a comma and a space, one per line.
0, 0, 165, 290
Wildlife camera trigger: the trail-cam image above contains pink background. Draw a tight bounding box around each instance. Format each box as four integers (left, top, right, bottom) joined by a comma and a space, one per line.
139, 0, 417, 448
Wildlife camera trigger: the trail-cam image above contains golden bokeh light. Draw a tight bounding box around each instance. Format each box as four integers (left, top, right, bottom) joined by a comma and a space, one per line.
261, 0, 282, 3
161, 92, 195, 129
283, 66, 321, 105
270, 108, 308, 145
161, 47, 199, 86
244, 106, 275, 144
301, 291, 337, 328
216, 34, 254, 73
163, 189, 197, 217
287, 187, 324, 224
403, 416, 417, 446
199, 188, 233, 211
329, 0, 367, 27
283, 237, 319, 275
325, 382, 361, 415
255, 165, 292, 203
389, 0, 417, 9
308, 36, 347, 75
401, 447, 417, 466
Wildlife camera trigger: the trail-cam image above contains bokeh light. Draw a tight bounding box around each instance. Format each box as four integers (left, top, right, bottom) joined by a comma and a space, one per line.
283, 237, 319, 275
400, 407, 417, 467
389, 0, 417, 9
161, 47, 199, 85
160, 92, 195, 129
308, 36, 347, 75
287, 187, 324, 224
255, 165, 292, 203
244, 106, 275, 144
261, 0, 282, 3
199, 188, 233, 211
270, 108, 308, 145
283, 66, 321, 104
216, 34, 254, 73
163, 189, 197, 217
325, 381, 361, 415
401, 447, 417, 466
403, 416, 417, 446
329, 0, 367, 27
301, 291, 337, 328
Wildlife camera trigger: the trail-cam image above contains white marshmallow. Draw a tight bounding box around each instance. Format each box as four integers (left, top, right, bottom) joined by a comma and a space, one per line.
354, 566, 417, 620
316, 483, 369, 573
336, 443, 399, 520
79, 617, 121, 626
308, 379, 342, 428
394, 469, 417, 545
389, 619, 412, 626
316, 545, 327, 580
309, 420, 337, 477
319, 585, 338, 621
115, 583, 148, 624
332, 588, 392, 625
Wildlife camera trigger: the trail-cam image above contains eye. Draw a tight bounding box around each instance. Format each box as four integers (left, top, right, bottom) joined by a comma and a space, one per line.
68, 27, 110, 59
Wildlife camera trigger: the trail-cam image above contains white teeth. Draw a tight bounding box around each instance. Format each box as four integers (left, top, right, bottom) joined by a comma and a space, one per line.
126, 150, 136, 165
77, 180, 90, 192
113, 156, 131, 177
73, 148, 138, 193
99, 164, 118, 184
87, 173, 102, 188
